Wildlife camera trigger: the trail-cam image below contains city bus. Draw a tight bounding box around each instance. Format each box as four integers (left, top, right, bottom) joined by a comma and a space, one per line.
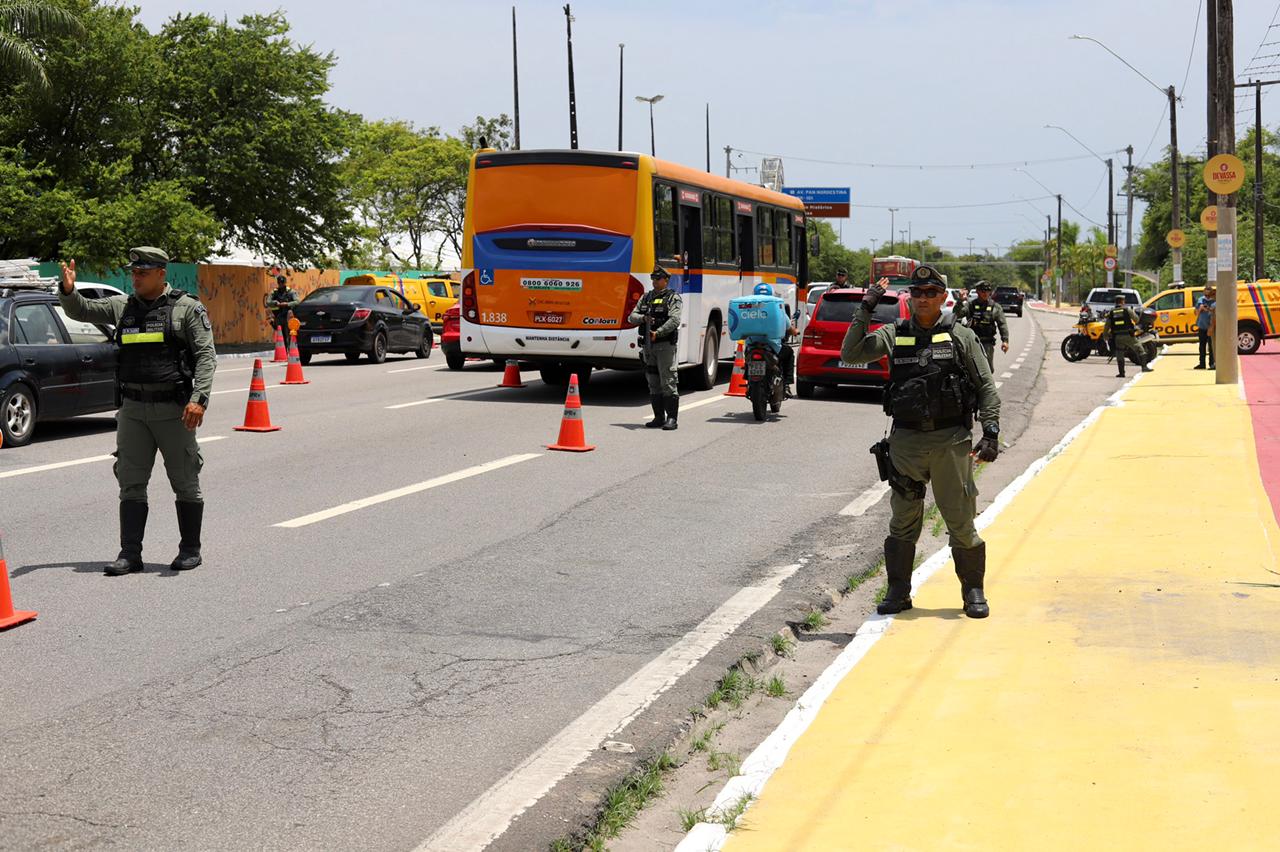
871, 255, 920, 290
459, 149, 808, 389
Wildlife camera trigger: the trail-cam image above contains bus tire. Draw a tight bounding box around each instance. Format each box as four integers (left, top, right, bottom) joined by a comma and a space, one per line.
687, 321, 720, 391
539, 365, 569, 387
445, 350, 464, 370
1238, 321, 1263, 355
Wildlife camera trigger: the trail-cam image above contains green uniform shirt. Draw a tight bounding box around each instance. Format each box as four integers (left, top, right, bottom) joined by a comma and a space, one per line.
628, 288, 682, 339
1103, 306, 1140, 337
58, 284, 217, 406
265, 288, 300, 312
841, 309, 1001, 431
969, 299, 1009, 342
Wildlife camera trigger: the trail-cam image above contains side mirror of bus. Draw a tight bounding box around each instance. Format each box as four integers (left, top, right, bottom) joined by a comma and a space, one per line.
810, 233, 820, 257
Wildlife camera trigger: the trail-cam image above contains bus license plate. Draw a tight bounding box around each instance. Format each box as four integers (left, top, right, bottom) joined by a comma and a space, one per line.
311, 334, 332, 343
839, 361, 868, 370
747, 362, 767, 377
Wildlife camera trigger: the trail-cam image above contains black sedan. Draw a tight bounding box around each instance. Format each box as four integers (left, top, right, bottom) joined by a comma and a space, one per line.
1, 287, 117, 447
294, 285, 433, 365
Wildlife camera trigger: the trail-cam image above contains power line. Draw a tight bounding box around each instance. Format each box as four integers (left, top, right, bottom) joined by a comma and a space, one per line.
1180, 0, 1204, 95
1138, 100, 1170, 165
732, 148, 1121, 171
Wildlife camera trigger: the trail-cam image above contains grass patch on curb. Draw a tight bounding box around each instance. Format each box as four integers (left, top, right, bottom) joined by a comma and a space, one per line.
705, 666, 758, 711
707, 748, 742, 776
717, 792, 756, 830
874, 582, 888, 605
765, 674, 788, 698
800, 610, 828, 632
770, 632, 795, 657
847, 559, 883, 593
550, 752, 677, 851
691, 721, 725, 753
677, 806, 708, 832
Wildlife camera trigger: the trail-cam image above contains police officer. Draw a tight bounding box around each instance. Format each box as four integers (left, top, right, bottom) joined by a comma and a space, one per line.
952, 286, 971, 324
628, 266, 682, 430
1103, 292, 1153, 378
58, 249, 217, 574
265, 274, 300, 349
832, 268, 850, 289
842, 265, 1001, 619
967, 281, 1008, 370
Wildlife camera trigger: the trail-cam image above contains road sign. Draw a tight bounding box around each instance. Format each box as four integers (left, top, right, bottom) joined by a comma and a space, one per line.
1166, 228, 1186, 249
781, 186, 851, 218
1203, 154, 1245, 195
1200, 205, 1218, 231
1104, 244, 1117, 258
1103, 256, 1117, 272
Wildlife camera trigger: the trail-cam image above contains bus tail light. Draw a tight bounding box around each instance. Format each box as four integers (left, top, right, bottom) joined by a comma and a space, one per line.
621, 275, 645, 328
462, 271, 477, 321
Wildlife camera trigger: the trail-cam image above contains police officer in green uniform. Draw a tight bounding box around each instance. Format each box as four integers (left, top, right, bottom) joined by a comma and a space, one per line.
842, 265, 1001, 619
1103, 292, 1153, 378
58, 248, 217, 575
952, 286, 971, 324
265, 275, 300, 349
967, 281, 1008, 371
628, 266, 682, 431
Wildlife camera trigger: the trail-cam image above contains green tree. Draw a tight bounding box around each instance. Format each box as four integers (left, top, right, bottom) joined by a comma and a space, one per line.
0, 0, 81, 88
805, 219, 870, 282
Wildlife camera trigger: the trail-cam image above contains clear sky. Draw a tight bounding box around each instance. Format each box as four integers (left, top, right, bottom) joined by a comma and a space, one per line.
135, 0, 1275, 257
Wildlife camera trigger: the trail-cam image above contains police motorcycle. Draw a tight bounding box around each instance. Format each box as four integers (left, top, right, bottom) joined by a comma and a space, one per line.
1061, 306, 1159, 365
728, 284, 789, 421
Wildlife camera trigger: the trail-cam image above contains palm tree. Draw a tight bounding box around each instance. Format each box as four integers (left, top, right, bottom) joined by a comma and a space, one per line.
0, 1, 83, 90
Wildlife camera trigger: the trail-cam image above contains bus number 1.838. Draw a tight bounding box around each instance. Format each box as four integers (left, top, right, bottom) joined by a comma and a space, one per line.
481, 311, 508, 324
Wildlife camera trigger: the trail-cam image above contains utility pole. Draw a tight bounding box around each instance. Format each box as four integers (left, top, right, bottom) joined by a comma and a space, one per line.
617, 44, 624, 151
1056, 194, 1063, 308
1215, 0, 1238, 384
889, 208, 898, 253
512, 7, 521, 149
1254, 81, 1266, 280
1046, 214, 1052, 301
705, 104, 711, 173
1182, 159, 1198, 223
724, 145, 731, 179
1106, 157, 1115, 284
1169, 85, 1182, 284
1124, 146, 1134, 288
1207, 0, 1218, 290
564, 5, 578, 150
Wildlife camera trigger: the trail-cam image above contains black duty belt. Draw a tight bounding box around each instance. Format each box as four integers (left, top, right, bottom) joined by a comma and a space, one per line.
120, 387, 182, 403
893, 416, 969, 432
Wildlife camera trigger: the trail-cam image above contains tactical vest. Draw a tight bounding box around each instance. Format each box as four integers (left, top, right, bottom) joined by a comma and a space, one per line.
970, 301, 998, 340
883, 319, 976, 431
115, 291, 195, 392
1109, 307, 1133, 334
643, 291, 678, 344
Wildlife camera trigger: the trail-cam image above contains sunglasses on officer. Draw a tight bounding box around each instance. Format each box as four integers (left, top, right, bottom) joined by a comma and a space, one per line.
908, 285, 945, 298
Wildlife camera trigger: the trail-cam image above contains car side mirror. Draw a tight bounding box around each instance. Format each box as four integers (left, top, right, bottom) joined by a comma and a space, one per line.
810, 232, 820, 257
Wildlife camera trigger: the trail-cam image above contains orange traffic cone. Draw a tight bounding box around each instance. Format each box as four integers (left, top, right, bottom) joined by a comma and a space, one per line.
546, 373, 595, 452
724, 342, 747, 397
281, 341, 309, 385
233, 359, 282, 432
0, 535, 36, 631
498, 359, 526, 388
271, 327, 288, 363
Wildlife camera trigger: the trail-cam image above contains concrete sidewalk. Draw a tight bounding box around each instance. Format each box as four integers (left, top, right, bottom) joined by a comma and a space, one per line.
698, 343, 1280, 850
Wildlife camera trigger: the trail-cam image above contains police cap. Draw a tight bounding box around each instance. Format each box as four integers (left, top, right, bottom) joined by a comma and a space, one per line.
128, 246, 169, 268
910, 264, 947, 291
836, 268, 848, 276
650, 266, 671, 281
975, 280, 993, 292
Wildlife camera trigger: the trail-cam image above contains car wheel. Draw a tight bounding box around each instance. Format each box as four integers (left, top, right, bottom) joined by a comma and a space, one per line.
299, 351, 312, 366
687, 321, 720, 391
1238, 322, 1262, 355
344, 352, 362, 363
539, 365, 569, 387
796, 380, 815, 399
445, 350, 465, 370
369, 331, 388, 363
416, 328, 433, 359
1, 384, 37, 448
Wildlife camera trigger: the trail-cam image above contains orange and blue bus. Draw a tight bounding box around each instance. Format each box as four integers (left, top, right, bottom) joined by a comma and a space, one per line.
459, 149, 808, 388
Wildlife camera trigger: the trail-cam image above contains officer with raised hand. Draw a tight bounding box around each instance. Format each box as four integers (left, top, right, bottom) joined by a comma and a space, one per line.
59, 248, 216, 574
265, 274, 300, 350
1103, 292, 1152, 378
842, 265, 1001, 619
967, 281, 1008, 370
629, 266, 682, 431
952, 286, 971, 324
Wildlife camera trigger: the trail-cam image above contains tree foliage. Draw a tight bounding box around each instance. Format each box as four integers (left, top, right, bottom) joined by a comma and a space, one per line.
0, 0, 81, 89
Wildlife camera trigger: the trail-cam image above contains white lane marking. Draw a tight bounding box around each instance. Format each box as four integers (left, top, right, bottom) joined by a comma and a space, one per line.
274, 453, 541, 528
387, 363, 449, 374
1000, 371, 1013, 379
637, 393, 724, 422
676, 372, 1144, 851
386, 387, 499, 410
995, 381, 1004, 388
386, 398, 444, 410
211, 383, 281, 397
839, 481, 891, 516
417, 561, 802, 852
1010, 363, 1022, 370
0, 436, 226, 481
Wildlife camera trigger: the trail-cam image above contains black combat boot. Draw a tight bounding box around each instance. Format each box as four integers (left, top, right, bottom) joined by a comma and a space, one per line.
662, 395, 679, 431
953, 542, 990, 619
106, 500, 148, 576
876, 537, 915, 615
170, 501, 204, 571
645, 395, 666, 428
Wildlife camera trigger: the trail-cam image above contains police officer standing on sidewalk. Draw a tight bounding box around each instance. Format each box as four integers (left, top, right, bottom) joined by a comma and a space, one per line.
265, 274, 300, 350
968, 281, 1008, 370
59, 248, 216, 574
843, 265, 1001, 619
1103, 292, 1153, 378
629, 266, 682, 430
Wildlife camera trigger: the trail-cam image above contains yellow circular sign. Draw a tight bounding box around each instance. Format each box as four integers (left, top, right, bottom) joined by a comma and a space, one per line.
1203, 154, 1246, 195
1166, 228, 1186, 249
1104, 244, 1118, 258
1200, 205, 1218, 232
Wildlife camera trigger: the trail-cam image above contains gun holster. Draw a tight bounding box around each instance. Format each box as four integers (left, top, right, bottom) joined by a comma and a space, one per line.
870, 439, 892, 482
871, 438, 926, 500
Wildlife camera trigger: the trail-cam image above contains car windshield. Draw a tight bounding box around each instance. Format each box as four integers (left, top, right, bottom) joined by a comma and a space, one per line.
815, 293, 900, 325
1088, 289, 1139, 305
304, 286, 371, 304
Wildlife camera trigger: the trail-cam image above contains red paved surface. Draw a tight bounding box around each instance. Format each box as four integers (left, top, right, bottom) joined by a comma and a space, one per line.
1243, 349, 1280, 526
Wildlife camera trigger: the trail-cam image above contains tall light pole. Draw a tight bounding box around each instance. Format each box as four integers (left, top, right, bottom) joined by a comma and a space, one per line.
899, 230, 908, 256
1071, 34, 1182, 283
926, 234, 936, 262
888, 208, 899, 253
511, 7, 521, 149
966, 236, 975, 256
564, 5, 578, 150
635, 95, 663, 156
617, 44, 624, 151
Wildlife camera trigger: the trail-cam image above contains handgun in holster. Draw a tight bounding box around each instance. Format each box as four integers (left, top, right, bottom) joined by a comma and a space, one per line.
870, 439, 892, 482
870, 438, 926, 500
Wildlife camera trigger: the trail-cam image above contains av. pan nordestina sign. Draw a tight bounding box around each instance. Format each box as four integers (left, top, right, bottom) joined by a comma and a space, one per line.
782, 186, 851, 218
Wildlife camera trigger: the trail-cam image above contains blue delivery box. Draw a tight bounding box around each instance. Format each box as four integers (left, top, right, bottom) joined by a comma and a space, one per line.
728, 295, 788, 346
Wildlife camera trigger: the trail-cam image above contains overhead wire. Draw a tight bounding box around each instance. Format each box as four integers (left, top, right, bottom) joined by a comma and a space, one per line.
850, 195, 1056, 211
730, 148, 1120, 171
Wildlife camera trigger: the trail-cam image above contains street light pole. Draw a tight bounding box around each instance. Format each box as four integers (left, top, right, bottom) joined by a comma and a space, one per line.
564, 4, 578, 150
966, 236, 974, 256
511, 7, 521, 150
888, 208, 898, 253
1125, 145, 1134, 288
635, 95, 664, 157
617, 44, 624, 151
1056, 194, 1063, 308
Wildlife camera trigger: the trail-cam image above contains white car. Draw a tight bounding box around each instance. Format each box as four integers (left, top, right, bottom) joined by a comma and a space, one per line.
804, 282, 833, 323
1082, 287, 1141, 321
74, 281, 127, 301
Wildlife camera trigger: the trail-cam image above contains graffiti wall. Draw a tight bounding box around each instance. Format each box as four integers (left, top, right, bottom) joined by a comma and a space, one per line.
197, 266, 339, 344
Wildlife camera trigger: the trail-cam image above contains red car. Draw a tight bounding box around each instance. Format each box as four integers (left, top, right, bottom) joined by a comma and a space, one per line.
796, 287, 909, 397
441, 304, 463, 369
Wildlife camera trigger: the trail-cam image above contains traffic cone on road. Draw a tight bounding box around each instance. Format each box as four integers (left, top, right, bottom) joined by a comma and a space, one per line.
233, 359, 282, 433
281, 341, 309, 385
497, 359, 526, 388
0, 534, 36, 631
724, 342, 747, 397
546, 373, 595, 452
271, 327, 287, 363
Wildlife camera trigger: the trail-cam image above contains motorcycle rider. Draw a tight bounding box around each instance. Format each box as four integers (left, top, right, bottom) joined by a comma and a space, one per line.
751, 283, 799, 397
1104, 292, 1153, 378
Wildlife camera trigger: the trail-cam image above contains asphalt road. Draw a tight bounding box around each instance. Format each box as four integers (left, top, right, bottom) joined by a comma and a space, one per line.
1, 310, 1098, 850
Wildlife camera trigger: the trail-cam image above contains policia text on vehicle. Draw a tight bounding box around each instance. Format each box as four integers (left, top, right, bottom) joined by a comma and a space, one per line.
844, 265, 1001, 619
59, 248, 216, 575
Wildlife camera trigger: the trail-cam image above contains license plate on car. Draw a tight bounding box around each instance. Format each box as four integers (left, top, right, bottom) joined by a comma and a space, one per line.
747, 362, 767, 376
839, 361, 868, 370
310, 334, 332, 343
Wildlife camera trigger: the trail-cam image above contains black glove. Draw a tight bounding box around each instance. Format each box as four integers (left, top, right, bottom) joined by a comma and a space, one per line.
862, 279, 888, 311
972, 425, 999, 462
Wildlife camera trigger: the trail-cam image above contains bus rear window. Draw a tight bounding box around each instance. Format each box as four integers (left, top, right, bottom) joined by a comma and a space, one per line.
816, 293, 900, 325
471, 165, 638, 235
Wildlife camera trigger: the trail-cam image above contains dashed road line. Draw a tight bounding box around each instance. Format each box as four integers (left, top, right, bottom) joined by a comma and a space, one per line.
839, 482, 891, 516
1010, 363, 1022, 370
211, 383, 281, 397
637, 393, 727, 422
1000, 371, 1013, 379
273, 453, 541, 528
387, 363, 449, 374
996, 381, 1004, 388
0, 436, 226, 480
385, 387, 497, 409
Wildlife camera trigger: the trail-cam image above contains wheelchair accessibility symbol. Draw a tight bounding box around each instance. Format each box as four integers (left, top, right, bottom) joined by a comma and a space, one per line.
479, 268, 495, 286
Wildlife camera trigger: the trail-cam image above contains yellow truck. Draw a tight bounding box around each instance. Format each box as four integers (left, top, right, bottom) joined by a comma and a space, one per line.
344, 274, 459, 329
1143, 280, 1279, 354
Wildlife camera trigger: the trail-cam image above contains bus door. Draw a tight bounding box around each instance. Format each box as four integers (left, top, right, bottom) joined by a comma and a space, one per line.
736, 201, 754, 287
678, 193, 703, 279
